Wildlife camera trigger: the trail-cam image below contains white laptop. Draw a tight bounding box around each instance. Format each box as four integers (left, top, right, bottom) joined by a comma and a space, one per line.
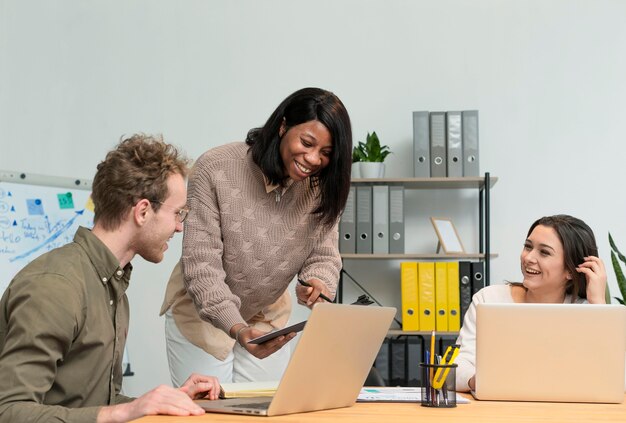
197, 303, 396, 416
473, 303, 626, 403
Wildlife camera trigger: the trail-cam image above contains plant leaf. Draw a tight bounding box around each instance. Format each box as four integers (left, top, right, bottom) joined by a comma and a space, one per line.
609, 233, 626, 264
610, 250, 626, 303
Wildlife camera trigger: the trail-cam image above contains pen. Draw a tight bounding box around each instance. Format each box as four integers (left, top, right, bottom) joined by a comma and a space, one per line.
297, 279, 334, 303
429, 330, 436, 397
429, 330, 436, 366
432, 344, 460, 390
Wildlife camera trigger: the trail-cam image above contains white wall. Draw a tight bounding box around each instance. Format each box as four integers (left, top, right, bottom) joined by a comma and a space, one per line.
1, 0, 625, 396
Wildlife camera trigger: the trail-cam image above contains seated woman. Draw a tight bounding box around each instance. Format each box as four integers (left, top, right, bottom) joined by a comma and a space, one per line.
455, 214, 607, 392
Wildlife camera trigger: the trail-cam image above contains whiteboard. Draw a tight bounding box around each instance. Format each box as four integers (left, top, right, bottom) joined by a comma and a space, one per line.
0, 171, 133, 375
0, 173, 94, 294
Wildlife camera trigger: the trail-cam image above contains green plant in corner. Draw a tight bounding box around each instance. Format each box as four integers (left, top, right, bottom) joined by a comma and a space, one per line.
352, 132, 391, 163
608, 233, 626, 305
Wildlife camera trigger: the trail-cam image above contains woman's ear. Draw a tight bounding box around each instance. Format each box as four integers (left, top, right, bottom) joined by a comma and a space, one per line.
279, 118, 287, 137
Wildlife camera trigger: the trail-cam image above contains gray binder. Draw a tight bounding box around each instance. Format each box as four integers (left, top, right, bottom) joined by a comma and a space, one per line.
462, 110, 479, 177
429, 112, 447, 177
339, 185, 356, 254
412, 111, 430, 177
389, 185, 404, 254
372, 185, 389, 254
356, 185, 372, 254
446, 111, 463, 177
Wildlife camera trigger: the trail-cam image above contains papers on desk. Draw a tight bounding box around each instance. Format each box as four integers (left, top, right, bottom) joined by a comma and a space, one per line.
219, 381, 279, 398
358, 387, 470, 404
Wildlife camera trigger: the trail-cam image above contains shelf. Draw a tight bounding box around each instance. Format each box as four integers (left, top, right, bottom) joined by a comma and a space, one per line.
387, 329, 459, 337
341, 253, 498, 260
350, 176, 497, 190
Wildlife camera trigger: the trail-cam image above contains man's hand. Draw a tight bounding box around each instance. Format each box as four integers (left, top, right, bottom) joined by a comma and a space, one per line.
179, 373, 221, 400
97, 385, 204, 422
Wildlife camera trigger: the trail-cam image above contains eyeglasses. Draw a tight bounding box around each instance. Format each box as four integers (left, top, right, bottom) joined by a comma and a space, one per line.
149, 201, 190, 223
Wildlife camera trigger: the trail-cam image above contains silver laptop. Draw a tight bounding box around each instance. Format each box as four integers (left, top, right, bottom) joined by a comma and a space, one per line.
473, 303, 626, 403
197, 303, 396, 416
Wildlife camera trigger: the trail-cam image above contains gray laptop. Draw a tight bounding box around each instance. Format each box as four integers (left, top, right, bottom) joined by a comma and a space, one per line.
473, 303, 626, 403
197, 303, 396, 416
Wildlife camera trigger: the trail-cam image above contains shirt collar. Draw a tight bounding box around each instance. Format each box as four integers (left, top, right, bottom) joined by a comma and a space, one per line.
263, 175, 295, 194
74, 226, 132, 292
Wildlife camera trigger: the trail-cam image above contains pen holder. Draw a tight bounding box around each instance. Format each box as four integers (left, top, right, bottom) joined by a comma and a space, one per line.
419, 363, 457, 408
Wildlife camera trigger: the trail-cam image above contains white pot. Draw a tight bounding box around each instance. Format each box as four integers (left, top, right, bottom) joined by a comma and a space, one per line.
351, 162, 361, 179
360, 162, 385, 179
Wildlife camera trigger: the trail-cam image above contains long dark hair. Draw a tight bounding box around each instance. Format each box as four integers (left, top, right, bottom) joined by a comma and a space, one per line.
246, 87, 352, 227
527, 215, 598, 301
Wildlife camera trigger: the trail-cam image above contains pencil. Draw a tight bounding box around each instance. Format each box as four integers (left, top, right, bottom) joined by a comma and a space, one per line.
297, 279, 334, 303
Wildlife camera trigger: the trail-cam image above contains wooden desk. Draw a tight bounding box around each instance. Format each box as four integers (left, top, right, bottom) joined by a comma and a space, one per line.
135, 395, 626, 422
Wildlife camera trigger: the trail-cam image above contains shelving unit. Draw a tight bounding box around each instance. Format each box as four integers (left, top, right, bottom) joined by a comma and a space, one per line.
337, 173, 497, 385
338, 173, 497, 308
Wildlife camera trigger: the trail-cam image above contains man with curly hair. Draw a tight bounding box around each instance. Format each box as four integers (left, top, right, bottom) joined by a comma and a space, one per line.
0, 134, 220, 423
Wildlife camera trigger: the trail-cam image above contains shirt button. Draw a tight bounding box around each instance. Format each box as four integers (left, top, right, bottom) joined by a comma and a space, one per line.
102, 277, 108, 282
109, 300, 113, 305
116, 270, 123, 277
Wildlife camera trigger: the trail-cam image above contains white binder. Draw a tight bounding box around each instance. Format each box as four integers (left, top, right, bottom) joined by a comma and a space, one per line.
389, 185, 404, 254
339, 185, 356, 253
412, 111, 430, 177
429, 112, 447, 177
372, 185, 389, 254
356, 185, 372, 254
446, 111, 463, 177
462, 110, 479, 177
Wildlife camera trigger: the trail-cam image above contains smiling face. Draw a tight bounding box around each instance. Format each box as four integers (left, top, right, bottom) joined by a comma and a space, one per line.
520, 224, 572, 300
278, 119, 333, 181
136, 172, 187, 263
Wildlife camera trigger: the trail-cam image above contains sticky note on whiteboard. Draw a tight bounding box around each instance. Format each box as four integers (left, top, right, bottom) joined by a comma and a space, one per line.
26, 198, 44, 215
57, 192, 75, 209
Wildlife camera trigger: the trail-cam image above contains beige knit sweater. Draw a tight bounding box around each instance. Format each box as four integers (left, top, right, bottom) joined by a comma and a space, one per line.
161, 142, 341, 359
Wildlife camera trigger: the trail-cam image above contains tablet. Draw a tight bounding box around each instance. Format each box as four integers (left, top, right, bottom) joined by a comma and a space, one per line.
247, 320, 307, 344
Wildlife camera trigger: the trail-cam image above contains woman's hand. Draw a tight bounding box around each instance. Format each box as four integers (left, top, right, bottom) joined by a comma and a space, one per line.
576, 255, 607, 304
295, 278, 333, 308
231, 324, 296, 359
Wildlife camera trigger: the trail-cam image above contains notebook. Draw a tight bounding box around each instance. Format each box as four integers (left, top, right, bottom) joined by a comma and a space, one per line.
473, 303, 626, 403
197, 303, 396, 416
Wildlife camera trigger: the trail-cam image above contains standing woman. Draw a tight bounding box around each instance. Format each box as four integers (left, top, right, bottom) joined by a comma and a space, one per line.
161, 87, 352, 385
455, 214, 607, 392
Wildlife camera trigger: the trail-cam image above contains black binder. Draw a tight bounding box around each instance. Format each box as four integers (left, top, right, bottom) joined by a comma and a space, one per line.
471, 261, 485, 296
459, 261, 473, 325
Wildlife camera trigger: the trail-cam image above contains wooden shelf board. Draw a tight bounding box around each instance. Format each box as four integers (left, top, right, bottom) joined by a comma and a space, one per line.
350, 176, 498, 190
341, 253, 498, 260
387, 330, 459, 337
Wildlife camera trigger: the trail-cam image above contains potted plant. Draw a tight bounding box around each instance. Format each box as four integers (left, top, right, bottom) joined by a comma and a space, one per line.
609, 233, 626, 305
352, 132, 391, 178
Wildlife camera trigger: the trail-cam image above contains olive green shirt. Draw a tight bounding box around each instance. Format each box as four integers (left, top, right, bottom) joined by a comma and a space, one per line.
0, 227, 133, 423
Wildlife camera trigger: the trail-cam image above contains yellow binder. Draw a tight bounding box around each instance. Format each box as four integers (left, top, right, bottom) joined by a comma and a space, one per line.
435, 262, 448, 331
446, 261, 461, 332
418, 262, 435, 331
400, 262, 419, 331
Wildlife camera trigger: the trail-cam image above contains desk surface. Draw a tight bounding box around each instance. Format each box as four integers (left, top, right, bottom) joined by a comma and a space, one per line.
134, 394, 626, 422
